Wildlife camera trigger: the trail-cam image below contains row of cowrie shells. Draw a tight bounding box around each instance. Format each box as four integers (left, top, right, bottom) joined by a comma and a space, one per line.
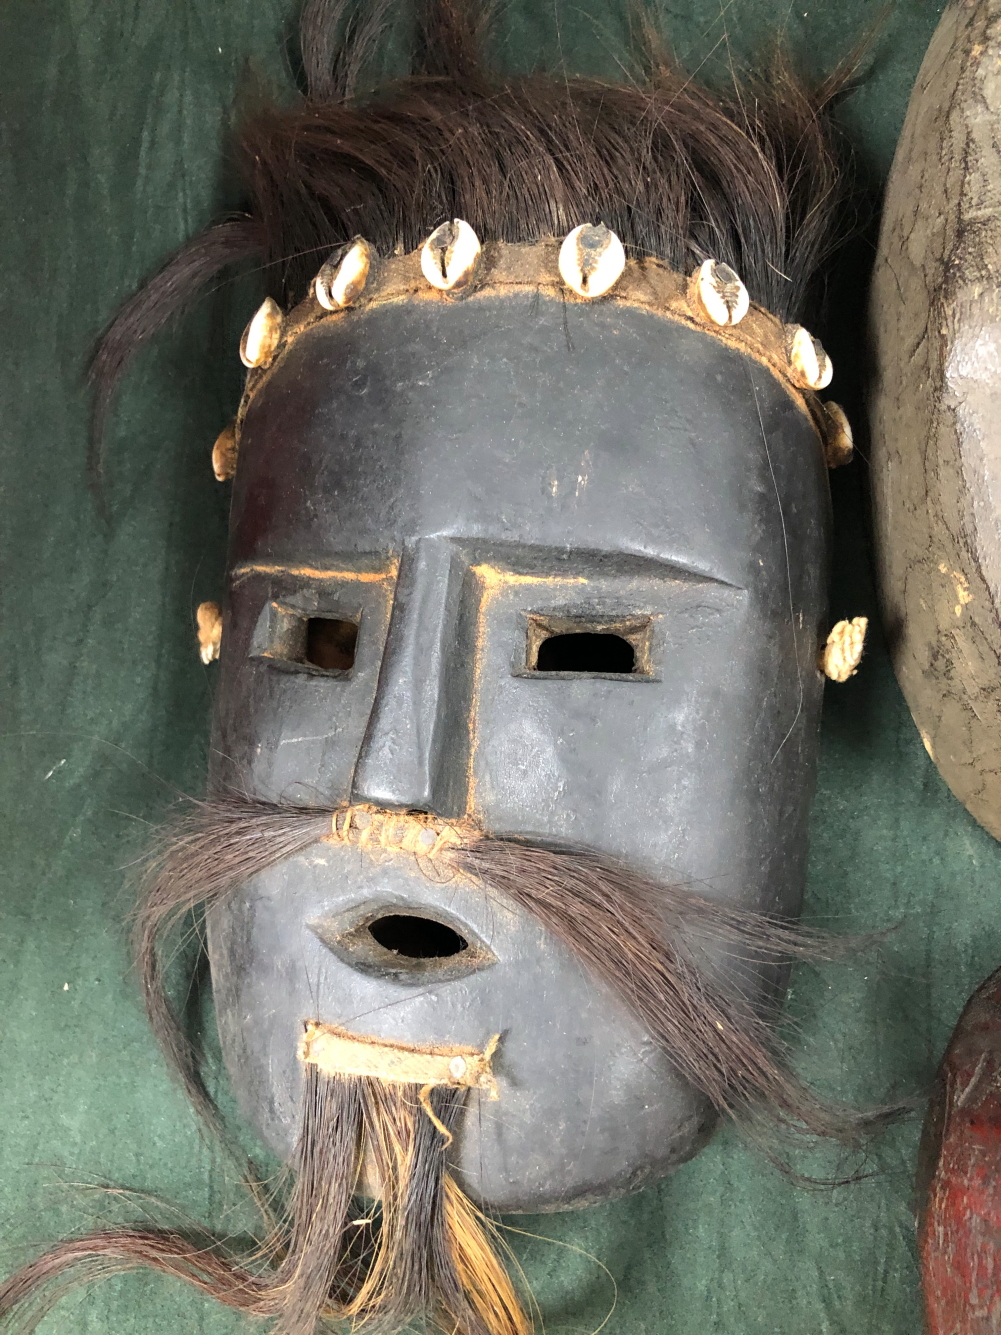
240, 220, 835, 393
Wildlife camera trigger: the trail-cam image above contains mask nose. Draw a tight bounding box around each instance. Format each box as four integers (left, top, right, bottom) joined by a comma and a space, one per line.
351, 537, 471, 816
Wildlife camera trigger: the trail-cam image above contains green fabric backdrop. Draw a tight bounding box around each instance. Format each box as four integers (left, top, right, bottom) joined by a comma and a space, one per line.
4, 2, 997, 1331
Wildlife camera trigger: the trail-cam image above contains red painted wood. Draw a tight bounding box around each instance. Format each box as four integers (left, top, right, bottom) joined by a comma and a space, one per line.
918, 966, 1001, 1334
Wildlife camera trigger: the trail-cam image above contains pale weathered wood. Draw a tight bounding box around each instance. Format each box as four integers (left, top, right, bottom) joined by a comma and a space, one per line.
870, 0, 1001, 840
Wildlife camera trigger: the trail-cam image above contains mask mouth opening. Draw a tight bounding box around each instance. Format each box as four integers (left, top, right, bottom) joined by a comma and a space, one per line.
367, 913, 468, 958
310, 905, 495, 983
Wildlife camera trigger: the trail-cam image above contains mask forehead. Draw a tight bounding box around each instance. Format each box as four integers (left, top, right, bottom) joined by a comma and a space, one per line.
229, 293, 827, 600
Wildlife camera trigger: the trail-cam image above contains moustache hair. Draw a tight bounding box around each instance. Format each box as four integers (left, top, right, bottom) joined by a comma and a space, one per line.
0, 1066, 528, 1335
130, 793, 895, 1150
132, 796, 333, 1135
450, 837, 885, 1151
0, 793, 900, 1334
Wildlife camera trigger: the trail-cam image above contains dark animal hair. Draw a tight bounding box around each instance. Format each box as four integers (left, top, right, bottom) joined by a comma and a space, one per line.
89, 0, 852, 485
1, 6, 874, 1330
133, 797, 332, 1136
134, 796, 893, 1155
0, 1069, 528, 1335
0, 794, 898, 1334
0, 798, 535, 1335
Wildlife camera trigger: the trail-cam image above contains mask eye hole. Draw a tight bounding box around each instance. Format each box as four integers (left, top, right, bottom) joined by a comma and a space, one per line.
306, 618, 358, 670
524, 614, 653, 678
536, 632, 635, 674
250, 602, 360, 676
367, 914, 468, 959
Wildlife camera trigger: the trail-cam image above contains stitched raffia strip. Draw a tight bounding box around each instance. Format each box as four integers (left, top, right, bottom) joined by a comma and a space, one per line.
298, 1022, 500, 1101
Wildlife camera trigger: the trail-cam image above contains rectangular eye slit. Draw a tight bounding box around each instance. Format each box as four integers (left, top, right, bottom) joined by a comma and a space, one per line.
537, 631, 634, 673
250, 602, 359, 676
525, 615, 653, 678
306, 618, 357, 670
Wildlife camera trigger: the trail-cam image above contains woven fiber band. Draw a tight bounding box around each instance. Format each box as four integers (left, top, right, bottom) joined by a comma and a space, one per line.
231, 239, 829, 450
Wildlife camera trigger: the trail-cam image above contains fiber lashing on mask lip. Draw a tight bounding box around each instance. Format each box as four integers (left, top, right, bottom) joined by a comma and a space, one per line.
326, 804, 473, 858
299, 1021, 500, 1099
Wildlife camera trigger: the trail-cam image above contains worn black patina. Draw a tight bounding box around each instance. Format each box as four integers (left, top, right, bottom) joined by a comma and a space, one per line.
208, 291, 830, 1211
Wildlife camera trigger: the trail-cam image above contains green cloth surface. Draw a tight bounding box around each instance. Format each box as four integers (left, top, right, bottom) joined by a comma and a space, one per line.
4, 1, 996, 1331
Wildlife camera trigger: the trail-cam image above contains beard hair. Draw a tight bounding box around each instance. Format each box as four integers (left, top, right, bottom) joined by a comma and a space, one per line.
0, 1065, 528, 1335
0, 793, 901, 1333
261, 1066, 528, 1335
